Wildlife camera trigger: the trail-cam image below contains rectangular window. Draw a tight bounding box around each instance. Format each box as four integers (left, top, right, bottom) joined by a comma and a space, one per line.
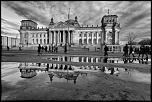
36, 39, 38, 44
99, 33, 101, 37
33, 39, 34, 44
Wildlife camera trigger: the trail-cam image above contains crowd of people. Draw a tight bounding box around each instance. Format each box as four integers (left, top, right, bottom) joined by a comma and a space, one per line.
123, 44, 151, 60
37, 43, 68, 56
103, 43, 151, 61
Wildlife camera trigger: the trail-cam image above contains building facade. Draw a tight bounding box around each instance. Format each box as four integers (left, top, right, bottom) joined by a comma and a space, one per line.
18, 14, 120, 48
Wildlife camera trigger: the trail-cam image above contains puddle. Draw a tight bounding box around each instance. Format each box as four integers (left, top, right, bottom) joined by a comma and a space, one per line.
1, 62, 151, 86
44, 56, 151, 65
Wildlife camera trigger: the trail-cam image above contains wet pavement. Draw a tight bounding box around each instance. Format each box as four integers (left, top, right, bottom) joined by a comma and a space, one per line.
2, 62, 151, 85
44, 55, 151, 65
1, 56, 151, 100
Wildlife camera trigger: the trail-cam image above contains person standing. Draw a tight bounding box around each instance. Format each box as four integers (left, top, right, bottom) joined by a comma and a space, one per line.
19, 46, 21, 51
52, 44, 54, 52
45, 46, 47, 52
104, 44, 109, 56
7, 46, 9, 51
138, 44, 145, 60
37, 44, 42, 56
49, 45, 51, 53
56, 45, 58, 53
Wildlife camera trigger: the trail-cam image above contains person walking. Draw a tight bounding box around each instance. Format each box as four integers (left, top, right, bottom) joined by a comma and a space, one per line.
123, 44, 129, 57
37, 44, 42, 56
64, 43, 67, 53
129, 45, 135, 57
138, 44, 146, 60
104, 44, 109, 56
45, 46, 47, 52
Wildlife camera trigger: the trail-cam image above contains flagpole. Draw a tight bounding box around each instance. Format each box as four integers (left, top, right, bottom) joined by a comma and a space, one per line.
66, 8, 70, 50
68, 8, 70, 45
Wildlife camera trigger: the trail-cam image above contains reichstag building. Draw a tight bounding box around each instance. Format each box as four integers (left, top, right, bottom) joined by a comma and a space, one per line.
19, 14, 120, 48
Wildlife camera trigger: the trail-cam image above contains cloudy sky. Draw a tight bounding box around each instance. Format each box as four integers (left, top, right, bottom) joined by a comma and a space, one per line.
1, 1, 151, 41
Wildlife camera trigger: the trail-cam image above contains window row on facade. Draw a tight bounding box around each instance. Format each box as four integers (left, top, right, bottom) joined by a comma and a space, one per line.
32, 33, 47, 38
32, 39, 47, 44
79, 38, 101, 45
79, 32, 101, 37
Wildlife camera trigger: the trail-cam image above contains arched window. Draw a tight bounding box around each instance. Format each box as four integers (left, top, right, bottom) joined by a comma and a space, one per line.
89, 39, 92, 44
79, 39, 82, 45
89, 33, 91, 37
93, 39, 97, 44
98, 38, 101, 44
44, 39, 46, 44
84, 39, 87, 45
36, 39, 38, 44
94, 33, 96, 37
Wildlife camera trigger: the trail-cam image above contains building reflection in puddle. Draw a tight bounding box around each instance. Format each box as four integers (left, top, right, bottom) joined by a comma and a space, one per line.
46, 56, 150, 65
18, 61, 151, 84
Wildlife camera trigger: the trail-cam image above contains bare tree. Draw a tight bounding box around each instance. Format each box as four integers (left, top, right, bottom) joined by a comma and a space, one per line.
125, 32, 137, 45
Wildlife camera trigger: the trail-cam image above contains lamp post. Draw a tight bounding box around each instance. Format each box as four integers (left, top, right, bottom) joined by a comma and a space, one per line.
15, 34, 19, 47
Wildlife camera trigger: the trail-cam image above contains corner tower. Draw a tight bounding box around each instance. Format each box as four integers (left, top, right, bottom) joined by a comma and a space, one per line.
101, 12, 120, 45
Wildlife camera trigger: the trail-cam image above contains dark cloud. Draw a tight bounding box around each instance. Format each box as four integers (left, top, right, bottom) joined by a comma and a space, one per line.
1, 18, 20, 27
123, 10, 150, 29
1, 1, 151, 40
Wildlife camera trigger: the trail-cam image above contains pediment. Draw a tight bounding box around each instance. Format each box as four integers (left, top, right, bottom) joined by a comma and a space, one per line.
52, 22, 75, 28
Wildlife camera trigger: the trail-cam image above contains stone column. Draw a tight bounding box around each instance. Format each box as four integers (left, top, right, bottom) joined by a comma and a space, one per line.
91, 58, 93, 63
82, 32, 84, 44
86, 32, 88, 45
68, 31, 70, 45
58, 31, 60, 44
71, 31, 73, 44
54, 31, 56, 44
56, 31, 58, 44
63, 30, 65, 44
52, 31, 54, 44
112, 27, 115, 45
115, 31, 119, 44
81, 57, 83, 62
96, 32, 98, 44
86, 57, 88, 63
91, 32, 93, 44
